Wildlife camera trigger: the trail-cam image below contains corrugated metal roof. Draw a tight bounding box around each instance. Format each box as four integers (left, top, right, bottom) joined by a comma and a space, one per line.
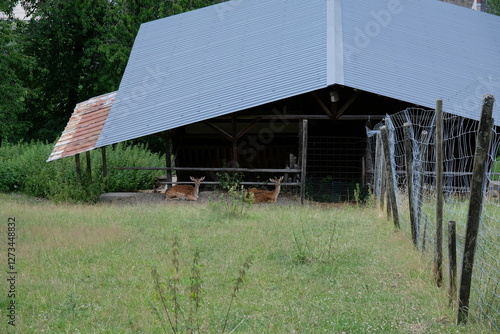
47, 92, 116, 162
49, 0, 500, 160
96, 0, 328, 147
340, 0, 500, 121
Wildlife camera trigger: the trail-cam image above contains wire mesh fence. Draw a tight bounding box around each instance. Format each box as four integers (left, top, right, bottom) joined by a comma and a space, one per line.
367, 99, 500, 330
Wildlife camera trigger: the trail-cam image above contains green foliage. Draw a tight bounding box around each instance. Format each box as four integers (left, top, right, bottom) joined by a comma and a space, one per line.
20, 0, 114, 141
0, 141, 164, 202
103, 143, 165, 191
1, 0, 230, 143
0, 20, 33, 143
209, 185, 254, 218
489, 0, 500, 16
216, 171, 244, 191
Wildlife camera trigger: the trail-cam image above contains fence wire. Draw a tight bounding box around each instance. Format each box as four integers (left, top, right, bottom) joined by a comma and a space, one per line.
367, 104, 500, 330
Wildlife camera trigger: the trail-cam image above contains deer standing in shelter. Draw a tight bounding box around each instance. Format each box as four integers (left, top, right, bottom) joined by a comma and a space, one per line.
165, 176, 205, 201
247, 176, 284, 203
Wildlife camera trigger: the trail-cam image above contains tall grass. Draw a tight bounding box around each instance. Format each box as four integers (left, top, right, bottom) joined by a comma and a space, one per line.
0, 193, 493, 333
0, 142, 164, 202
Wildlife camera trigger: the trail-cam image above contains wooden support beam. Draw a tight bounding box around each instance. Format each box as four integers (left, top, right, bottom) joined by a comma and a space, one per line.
231, 115, 238, 165
164, 130, 174, 182
116, 166, 301, 173
101, 146, 108, 191
101, 147, 107, 178
311, 91, 334, 119
236, 117, 262, 139
75, 154, 82, 180
214, 114, 386, 121
300, 119, 308, 205
85, 151, 92, 181
336, 90, 361, 119
204, 121, 233, 141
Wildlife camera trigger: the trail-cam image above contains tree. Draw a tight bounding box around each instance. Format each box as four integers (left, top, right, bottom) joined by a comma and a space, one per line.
19, 0, 113, 141
0, 19, 32, 144
3, 0, 227, 143
488, 0, 500, 15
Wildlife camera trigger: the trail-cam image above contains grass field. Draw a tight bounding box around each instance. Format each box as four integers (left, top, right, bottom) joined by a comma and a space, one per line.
0, 193, 492, 333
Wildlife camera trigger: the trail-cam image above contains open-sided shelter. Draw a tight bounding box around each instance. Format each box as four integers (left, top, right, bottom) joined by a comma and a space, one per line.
48, 0, 500, 199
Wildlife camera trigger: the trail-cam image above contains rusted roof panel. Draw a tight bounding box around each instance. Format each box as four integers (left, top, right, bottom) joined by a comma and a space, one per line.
47, 91, 116, 162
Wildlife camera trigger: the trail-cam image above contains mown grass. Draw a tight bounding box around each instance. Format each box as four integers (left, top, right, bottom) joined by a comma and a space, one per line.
0, 193, 492, 333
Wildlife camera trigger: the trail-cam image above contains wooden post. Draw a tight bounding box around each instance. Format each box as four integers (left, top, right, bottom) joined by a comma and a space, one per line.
165, 135, 172, 182
164, 131, 173, 183
231, 114, 239, 166
384, 171, 391, 219
434, 98, 444, 287
374, 133, 381, 198
101, 147, 108, 191
448, 220, 457, 307
85, 151, 92, 181
457, 94, 495, 325
380, 125, 400, 229
422, 215, 428, 253
380, 144, 390, 218
416, 130, 429, 238
404, 123, 417, 246
300, 119, 308, 205
101, 147, 107, 178
379, 167, 385, 210
75, 154, 82, 180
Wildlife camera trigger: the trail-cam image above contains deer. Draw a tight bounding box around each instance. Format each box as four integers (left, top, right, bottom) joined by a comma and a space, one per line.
248, 176, 284, 203
165, 176, 205, 201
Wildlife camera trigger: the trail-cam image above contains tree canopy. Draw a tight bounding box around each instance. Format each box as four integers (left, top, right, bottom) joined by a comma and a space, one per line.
0, 0, 498, 144
0, 18, 33, 144
0, 0, 226, 143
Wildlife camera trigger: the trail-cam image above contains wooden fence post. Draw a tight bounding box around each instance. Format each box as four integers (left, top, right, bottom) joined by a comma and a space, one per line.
300, 119, 308, 205
434, 98, 444, 287
374, 133, 382, 199
457, 94, 495, 325
448, 220, 457, 307
416, 130, 429, 236
421, 215, 428, 253
380, 125, 400, 229
404, 123, 417, 245
378, 135, 387, 212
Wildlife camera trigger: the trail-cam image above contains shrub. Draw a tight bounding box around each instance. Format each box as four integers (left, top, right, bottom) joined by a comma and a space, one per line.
0, 141, 164, 202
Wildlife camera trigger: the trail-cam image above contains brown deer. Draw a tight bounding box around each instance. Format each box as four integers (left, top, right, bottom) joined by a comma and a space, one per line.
248, 176, 284, 203
165, 176, 205, 201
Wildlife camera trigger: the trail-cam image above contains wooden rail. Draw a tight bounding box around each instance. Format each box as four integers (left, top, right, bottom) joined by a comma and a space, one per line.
115, 167, 301, 173
156, 181, 300, 186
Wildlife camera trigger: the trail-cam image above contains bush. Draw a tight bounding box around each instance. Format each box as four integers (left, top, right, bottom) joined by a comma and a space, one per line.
0, 141, 164, 202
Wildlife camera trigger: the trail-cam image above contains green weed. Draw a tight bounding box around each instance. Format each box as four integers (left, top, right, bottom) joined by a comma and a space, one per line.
152, 235, 253, 333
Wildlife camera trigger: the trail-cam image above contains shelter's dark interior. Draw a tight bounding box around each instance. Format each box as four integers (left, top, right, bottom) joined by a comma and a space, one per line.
170, 85, 423, 199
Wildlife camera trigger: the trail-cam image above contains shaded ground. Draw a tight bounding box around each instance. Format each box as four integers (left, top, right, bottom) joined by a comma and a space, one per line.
98, 190, 303, 205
